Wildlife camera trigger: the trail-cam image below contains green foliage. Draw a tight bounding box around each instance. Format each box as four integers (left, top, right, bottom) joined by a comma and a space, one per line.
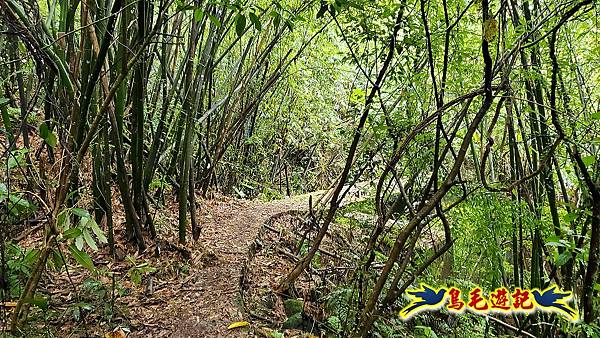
0, 183, 37, 218
324, 286, 357, 334
68, 245, 95, 273
4, 243, 39, 298
38, 122, 57, 148
58, 207, 108, 252
126, 256, 156, 286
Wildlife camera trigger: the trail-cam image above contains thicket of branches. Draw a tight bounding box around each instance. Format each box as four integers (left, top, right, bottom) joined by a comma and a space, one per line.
0, 0, 598, 336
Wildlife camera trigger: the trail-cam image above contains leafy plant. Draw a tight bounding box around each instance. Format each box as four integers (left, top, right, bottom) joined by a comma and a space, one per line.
125, 256, 156, 286
58, 207, 108, 252
0, 183, 37, 217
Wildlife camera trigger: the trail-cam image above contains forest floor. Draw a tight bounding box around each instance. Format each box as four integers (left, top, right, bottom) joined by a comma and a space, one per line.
152, 193, 320, 338
29, 192, 324, 338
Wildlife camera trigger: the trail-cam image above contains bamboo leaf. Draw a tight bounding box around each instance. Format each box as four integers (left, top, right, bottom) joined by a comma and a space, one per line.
208, 14, 221, 27
82, 229, 98, 251
317, 2, 328, 18
75, 236, 84, 251
273, 12, 281, 29
71, 208, 90, 218
582, 155, 595, 166
68, 244, 96, 273
63, 227, 82, 240
90, 220, 108, 244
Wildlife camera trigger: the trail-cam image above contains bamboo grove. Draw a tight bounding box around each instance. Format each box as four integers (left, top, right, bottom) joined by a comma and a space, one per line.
0, 0, 599, 336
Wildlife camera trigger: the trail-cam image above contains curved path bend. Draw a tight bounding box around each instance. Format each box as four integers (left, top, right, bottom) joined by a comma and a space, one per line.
129, 193, 321, 338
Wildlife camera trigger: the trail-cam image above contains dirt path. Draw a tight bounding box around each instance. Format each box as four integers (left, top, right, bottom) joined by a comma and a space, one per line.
128, 194, 319, 337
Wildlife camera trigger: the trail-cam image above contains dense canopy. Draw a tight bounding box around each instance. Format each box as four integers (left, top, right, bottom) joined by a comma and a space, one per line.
0, 0, 599, 336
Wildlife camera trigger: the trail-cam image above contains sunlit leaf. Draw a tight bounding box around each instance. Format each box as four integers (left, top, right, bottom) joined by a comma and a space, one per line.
208, 14, 221, 27
75, 236, 84, 251
227, 321, 250, 329
90, 220, 108, 244
71, 208, 90, 218
82, 229, 98, 251
563, 212, 579, 223
582, 155, 595, 166
193, 8, 204, 22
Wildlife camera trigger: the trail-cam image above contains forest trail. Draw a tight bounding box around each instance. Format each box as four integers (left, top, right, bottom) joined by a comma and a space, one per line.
130, 193, 321, 337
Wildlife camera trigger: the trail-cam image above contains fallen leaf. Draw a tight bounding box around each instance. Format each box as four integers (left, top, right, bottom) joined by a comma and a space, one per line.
227, 321, 250, 330
105, 328, 127, 338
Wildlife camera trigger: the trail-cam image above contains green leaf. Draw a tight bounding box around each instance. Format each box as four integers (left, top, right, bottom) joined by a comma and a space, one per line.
57, 210, 70, 230
63, 227, 82, 239
271, 11, 281, 29
138, 265, 157, 274
46, 132, 57, 148
0, 97, 9, 106
546, 238, 569, 248
284, 18, 294, 31
582, 155, 595, 166
193, 8, 204, 22
7, 148, 28, 170
68, 245, 95, 273
316, 2, 328, 18
71, 208, 90, 218
38, 123, 57, 147
0, 183, 6, 203
23, 297, 48, 310
82, 229, 98, 251
591, 112, 600, 120
129, 269, 142, 285
52, 249, 65, 271
23, 249, 40, 266
563, 212, 579, 223
235, 13, 246, 37
208, 14, 221, 27
248, 12, 261, 31
75, 236, 84, 251
556, 252, 571, 266
39, 123, 49, 139
90, 220, 108, 244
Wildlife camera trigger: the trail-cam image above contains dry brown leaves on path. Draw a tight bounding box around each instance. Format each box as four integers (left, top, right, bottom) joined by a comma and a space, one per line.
125, 194, 316, 337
